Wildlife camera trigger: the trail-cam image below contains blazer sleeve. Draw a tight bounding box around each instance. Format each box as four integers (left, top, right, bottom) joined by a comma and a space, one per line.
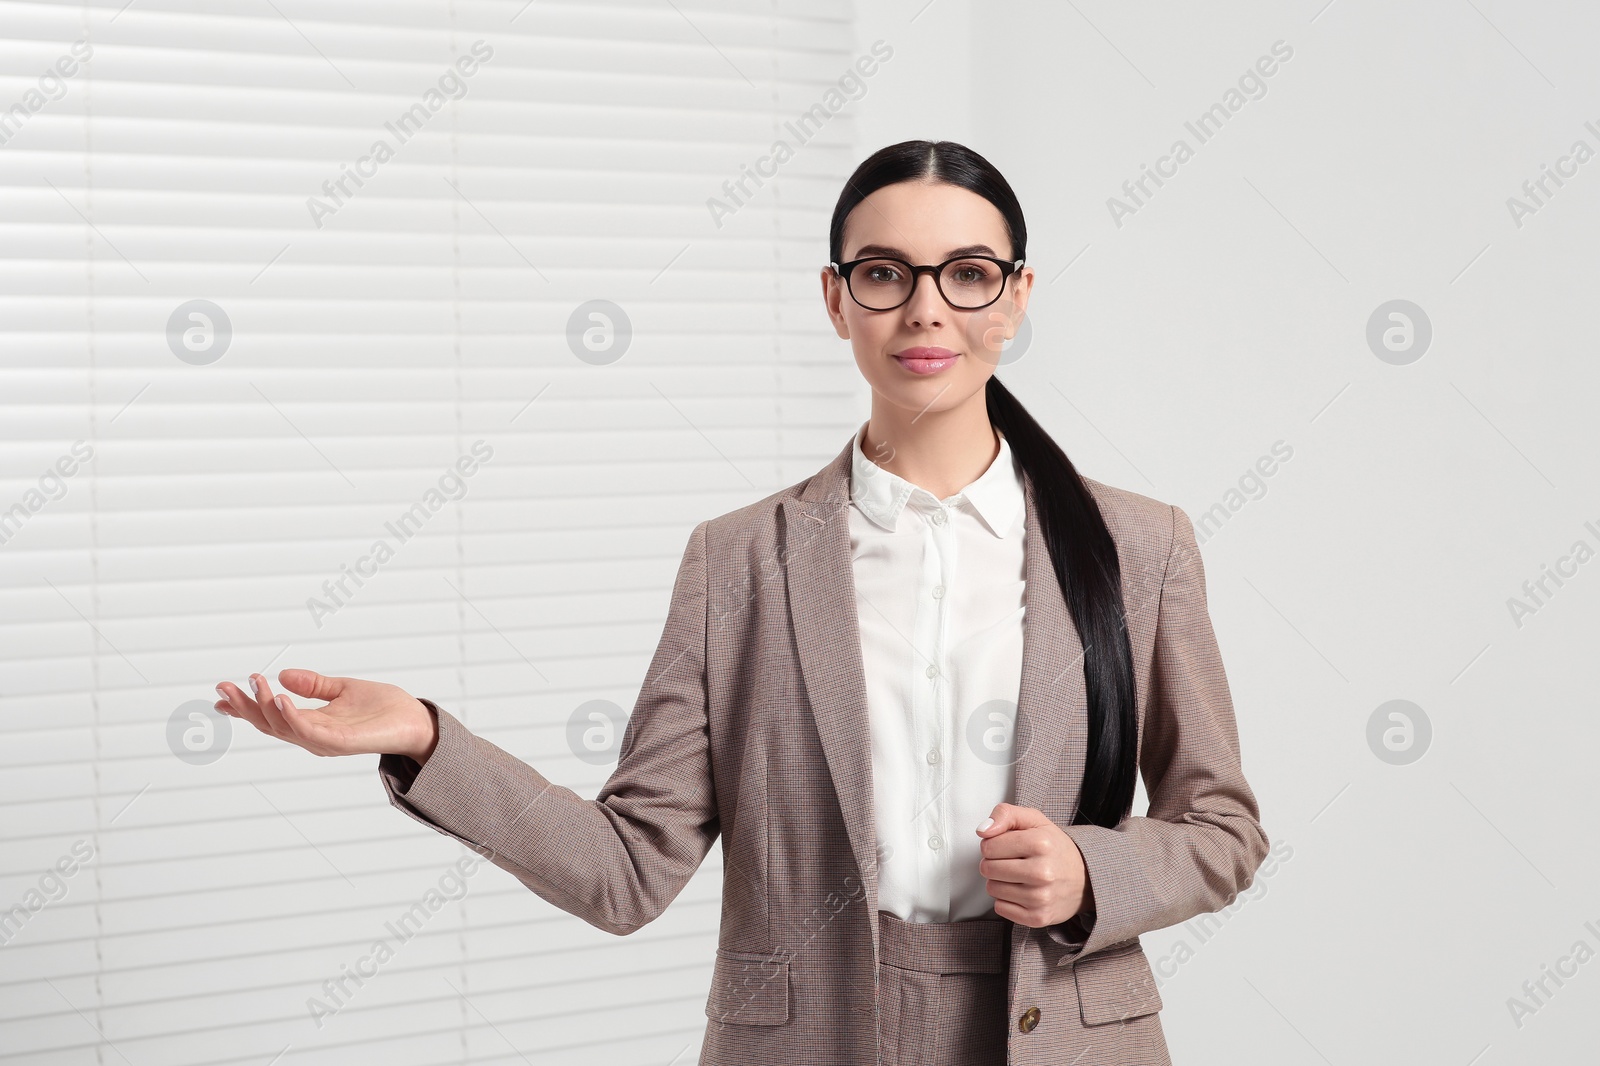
376, 519, 720, 937
1046, 503, 1269, 963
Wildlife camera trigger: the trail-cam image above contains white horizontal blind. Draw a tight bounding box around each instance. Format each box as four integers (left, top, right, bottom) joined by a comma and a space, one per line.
0, 1, 863, 1062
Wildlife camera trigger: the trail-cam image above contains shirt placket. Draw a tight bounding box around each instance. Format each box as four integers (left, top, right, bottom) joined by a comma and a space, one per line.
914, 495, 957, 922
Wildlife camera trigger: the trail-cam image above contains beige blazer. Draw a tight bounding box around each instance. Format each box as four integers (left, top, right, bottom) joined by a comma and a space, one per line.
379, 434, 1269, 1065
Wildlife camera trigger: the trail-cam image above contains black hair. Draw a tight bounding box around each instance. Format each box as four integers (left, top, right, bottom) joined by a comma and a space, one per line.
827, 139, 1138, 830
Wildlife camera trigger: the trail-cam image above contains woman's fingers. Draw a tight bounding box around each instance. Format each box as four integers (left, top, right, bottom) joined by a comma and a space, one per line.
214, 680, 242, 713
215, 680, 258, 728
212, 670, 418, 758
214, 676, 322, 751
268, 686, 321, 744
277, 668, 343, 703
251, 673, 292, 735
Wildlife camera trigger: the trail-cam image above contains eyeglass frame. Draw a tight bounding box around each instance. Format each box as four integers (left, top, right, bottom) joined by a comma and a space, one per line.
828, 254, 1027, 312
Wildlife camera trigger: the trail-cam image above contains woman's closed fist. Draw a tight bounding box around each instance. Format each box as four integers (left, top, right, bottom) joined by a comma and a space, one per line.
212, 669, 437, 762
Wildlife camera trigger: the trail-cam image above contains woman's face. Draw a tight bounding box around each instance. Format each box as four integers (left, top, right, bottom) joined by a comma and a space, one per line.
821, 180, 1035, 420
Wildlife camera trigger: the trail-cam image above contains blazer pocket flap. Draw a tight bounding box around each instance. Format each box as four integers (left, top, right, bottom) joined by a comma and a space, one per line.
1073, 941, 1164, 1026
705, 948, 791, 1026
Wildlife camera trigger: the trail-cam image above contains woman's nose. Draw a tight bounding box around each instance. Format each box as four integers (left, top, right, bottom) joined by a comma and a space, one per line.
902, 273, 947, 328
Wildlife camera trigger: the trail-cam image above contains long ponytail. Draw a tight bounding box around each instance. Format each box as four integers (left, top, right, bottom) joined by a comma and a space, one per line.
986, 376, 1138, 828
829, 140, 1139, 828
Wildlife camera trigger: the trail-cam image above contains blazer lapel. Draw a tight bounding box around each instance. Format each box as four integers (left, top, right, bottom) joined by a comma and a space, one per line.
782, 435, 1087, 977
782, 438, 884, 968
1012, 473, 1089, 822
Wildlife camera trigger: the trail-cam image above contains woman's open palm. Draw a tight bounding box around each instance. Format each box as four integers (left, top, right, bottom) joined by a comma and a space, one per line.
213, 669, 435, 762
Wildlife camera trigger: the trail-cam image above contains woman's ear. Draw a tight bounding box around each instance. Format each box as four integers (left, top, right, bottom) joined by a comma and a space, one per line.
821, 266, 850, 340
992, 265, 1034, 332
1011, 264, 1036, 317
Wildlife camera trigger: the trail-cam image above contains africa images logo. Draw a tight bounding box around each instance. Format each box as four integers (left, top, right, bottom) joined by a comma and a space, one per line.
305, 40, 494, 229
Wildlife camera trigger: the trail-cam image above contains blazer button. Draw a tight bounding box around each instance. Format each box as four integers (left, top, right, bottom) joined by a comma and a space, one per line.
1018, 1005, 1041, 1033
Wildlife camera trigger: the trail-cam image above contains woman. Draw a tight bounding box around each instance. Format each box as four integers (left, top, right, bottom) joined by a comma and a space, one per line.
214, 140, 1268, 1065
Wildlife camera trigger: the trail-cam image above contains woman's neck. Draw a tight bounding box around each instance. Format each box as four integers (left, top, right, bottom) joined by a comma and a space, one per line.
860, 395, 1000, 500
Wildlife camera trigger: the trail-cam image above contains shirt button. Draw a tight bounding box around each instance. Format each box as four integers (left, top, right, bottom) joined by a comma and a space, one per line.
930, 509, 947, 526
925, 664, 938, 679
928, 835, 943, 850
931, 585, 945, 599
926, 748, 939, 764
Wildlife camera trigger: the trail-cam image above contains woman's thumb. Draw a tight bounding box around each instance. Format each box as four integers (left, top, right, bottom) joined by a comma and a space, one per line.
976, 802, 1041, 836
976, 805, 1008, 836
278, 668, 343, 701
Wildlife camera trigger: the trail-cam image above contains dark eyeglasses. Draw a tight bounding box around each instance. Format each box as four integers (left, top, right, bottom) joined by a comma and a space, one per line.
829, 254, 1025, 312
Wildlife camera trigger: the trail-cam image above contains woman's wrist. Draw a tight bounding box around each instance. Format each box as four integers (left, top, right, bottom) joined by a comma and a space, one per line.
404, 698, 440, 764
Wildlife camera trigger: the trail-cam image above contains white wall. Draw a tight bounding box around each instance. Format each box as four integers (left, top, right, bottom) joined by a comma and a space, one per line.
858, 0, 1600, 1061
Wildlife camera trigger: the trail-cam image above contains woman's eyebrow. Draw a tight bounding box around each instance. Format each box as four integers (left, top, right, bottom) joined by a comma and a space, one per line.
850, 243, 1000, 260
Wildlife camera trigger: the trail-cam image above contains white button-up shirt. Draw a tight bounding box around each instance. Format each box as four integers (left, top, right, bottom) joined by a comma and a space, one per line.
847, 420, 1027, 923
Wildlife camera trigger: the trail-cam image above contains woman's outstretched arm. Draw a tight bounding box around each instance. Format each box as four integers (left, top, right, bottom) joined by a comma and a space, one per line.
213, 519, 719, 936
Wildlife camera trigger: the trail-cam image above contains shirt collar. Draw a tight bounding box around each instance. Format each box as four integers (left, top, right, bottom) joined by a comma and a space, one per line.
849, 419, 1025, 538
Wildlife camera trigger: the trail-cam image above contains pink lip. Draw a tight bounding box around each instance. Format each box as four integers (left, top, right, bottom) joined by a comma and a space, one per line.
892, 346, 959, 375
